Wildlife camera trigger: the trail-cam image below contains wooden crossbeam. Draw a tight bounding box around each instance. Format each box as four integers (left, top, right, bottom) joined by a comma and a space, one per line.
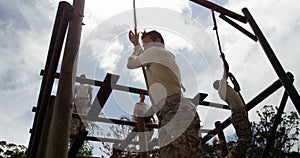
219, 14, 257, 42
40, 70, 148, 95
190, 0, 247, 23
71, 135, 139, 144
73, 114, 159, 129
68, 130, 88, 158
88, 73, 120, 117
69, 74, 119, 156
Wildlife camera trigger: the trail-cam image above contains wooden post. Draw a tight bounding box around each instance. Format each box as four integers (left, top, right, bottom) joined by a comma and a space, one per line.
215, 121, 229, 157
28, 2, 71, 157
36, 96, 55, 157
111, 144, 121, 158
136, 110, 148, 158
68, 130, 88, 158
46, 0, 85, 157
262, 74, 294, 157
242, 8, 300, 114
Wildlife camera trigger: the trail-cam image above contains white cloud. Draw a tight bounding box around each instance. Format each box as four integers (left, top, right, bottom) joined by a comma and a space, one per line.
0, 0, 56, 145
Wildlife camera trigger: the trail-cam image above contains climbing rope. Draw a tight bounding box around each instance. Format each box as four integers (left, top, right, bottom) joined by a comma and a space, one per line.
211, 9, 247, 107
211, 9, 223, 55
132, 0, 149, 91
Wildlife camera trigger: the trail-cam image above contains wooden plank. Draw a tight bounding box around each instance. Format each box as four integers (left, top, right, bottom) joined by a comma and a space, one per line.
46, 0, 85, 157
190, 0, 247, 23
28, 2, 72, 158
88, 73, 120, 117
215, 121, 229, 156
40, 70, 148, 95
68, 130, 88, 158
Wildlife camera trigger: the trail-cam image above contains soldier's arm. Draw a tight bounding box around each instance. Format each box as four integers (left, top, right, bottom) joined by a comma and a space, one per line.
220, 53, 229, 79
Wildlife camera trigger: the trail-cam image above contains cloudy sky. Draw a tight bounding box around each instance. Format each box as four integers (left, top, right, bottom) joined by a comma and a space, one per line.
0, 0, 299, 153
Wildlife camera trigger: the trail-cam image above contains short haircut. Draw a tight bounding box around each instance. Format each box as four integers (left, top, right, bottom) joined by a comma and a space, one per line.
213, 80, 220, 90
80, 74, 86, 78
141, 30, 165, 45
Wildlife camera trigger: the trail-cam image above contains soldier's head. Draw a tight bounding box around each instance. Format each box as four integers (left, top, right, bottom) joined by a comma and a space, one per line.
80, 74, 86, 78
139, 94, 145, 102
213, 80, 220, 90
141, 30, 165, 49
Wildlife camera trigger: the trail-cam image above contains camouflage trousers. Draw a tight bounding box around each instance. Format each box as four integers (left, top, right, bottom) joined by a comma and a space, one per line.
227, 108, 252, 158
156, 97, 203, 158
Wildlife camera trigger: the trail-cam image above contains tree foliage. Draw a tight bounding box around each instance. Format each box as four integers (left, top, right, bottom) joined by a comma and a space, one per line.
203, 105, 300, 157
75, 121, 101, 157
77, 140, 93, 157
0, 141, 27, 158
99, 116, 136, 157
2, 105, 299, 157
98, 116, 160, 157
248, 105, 300, 157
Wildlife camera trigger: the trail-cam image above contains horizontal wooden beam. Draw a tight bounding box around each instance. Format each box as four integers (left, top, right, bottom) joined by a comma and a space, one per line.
190, 0, 247, 23
40, 70, 148, 95
88, 73, 119, 117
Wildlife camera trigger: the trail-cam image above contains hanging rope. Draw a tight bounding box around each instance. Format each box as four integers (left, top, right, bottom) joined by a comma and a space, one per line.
132, 0, 149, 91
211, 9, 223, 55
211, 10, 246, 106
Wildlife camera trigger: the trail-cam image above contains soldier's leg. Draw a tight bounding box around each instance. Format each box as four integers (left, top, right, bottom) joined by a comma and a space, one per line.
227, 109, 252, 158
158, 99, 202, 158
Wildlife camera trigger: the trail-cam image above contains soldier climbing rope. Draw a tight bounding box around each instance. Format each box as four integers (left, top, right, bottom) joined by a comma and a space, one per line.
211, 9, 252, 158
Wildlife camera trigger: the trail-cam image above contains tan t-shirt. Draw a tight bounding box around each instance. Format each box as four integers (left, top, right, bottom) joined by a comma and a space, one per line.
134, 102, 150, 117
218, 78, 244, 109
75, 84, 92, 99
138, 47, 181, 104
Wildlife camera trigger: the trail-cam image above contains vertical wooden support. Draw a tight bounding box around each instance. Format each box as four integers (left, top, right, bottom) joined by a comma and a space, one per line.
137, 110, 149, 158
46, 0, 85, 157
262, 91, 289, 157
262, 74, 294, 157
36, 96, 55, 157
28, 2, 71, 157
215, 121, 229, 157
242, 8, 300, 115
111, 144, 121, 158
68, 130, 88, 158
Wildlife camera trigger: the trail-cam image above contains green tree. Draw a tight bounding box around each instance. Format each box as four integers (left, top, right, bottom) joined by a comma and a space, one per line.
248, 105, 300, 157
77, 140, 93, 156
0, 141, 27, 158
206, 105, 300, 157
97, 116, 160, 157
99, 116, 136, 157
75, 121, 101, 157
